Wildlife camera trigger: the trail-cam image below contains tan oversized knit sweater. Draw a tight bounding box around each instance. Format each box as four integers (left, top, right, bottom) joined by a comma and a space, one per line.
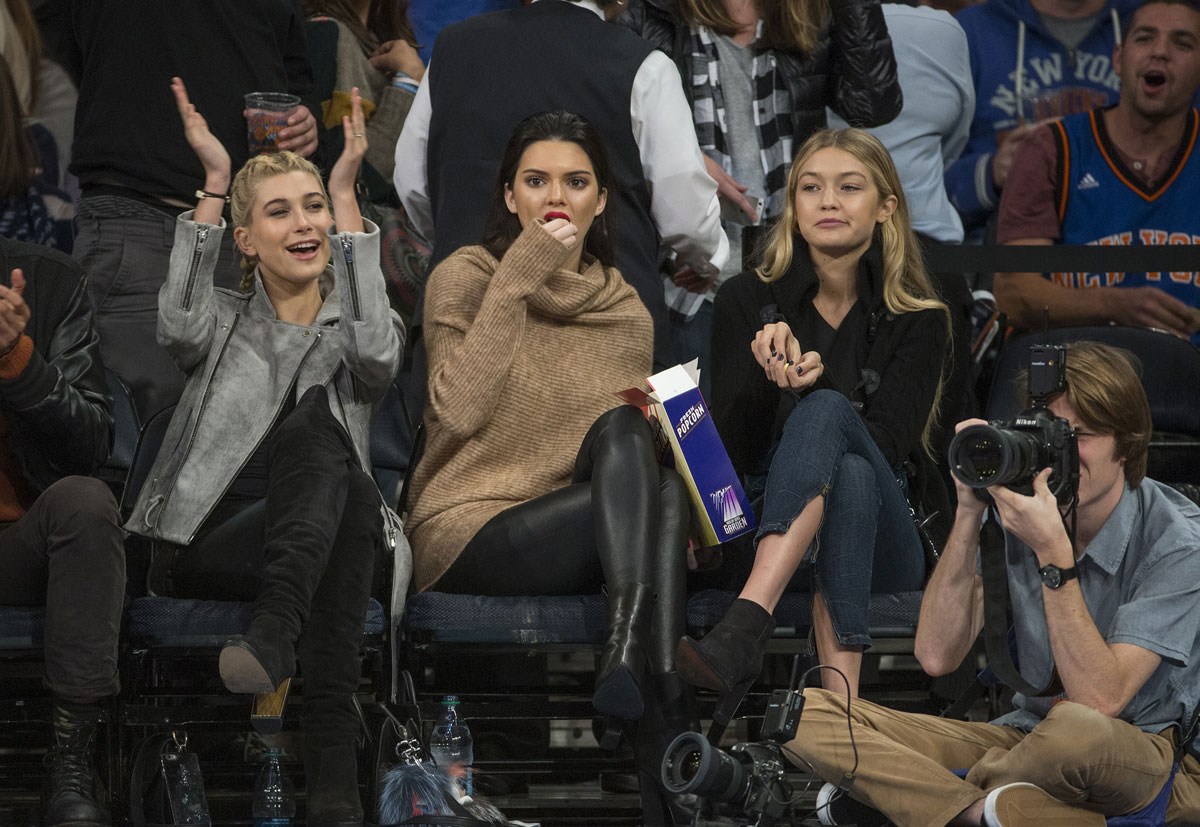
406, 224, 653, 591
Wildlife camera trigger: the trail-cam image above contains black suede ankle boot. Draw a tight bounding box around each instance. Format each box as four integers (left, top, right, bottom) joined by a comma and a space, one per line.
43, 702, 109, 827
675, 598, 775, 727
304, 744, 364, 827
593, 582, 654, 720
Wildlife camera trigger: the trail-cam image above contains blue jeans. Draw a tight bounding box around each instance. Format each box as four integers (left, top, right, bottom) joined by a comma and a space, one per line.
757, 390, 925, 647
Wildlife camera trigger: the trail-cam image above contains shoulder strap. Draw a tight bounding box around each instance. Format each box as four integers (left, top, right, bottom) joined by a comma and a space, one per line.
979, 508, 1050, 698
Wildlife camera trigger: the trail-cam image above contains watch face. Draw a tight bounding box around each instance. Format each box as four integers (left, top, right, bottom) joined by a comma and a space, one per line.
1042, 566, 1062, 589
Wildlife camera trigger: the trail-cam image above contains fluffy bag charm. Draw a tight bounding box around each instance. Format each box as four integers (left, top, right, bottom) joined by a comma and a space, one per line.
376, 720, 519, 826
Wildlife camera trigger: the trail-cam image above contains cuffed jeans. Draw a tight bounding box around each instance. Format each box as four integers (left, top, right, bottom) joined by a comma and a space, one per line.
0, 477, 125, 703
757, 390, 924, 647
74, 210, 242, 422
788, 689, 1177, 827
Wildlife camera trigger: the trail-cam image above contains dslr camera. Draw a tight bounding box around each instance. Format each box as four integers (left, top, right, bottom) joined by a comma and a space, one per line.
660, 690, 806, 826
948, 343, 1079, 504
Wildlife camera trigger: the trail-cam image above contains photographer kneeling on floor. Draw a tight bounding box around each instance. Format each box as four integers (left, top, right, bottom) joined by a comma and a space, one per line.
785, 340, 1200, 826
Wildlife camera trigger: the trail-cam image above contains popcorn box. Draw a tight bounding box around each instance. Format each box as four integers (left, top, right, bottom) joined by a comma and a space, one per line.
617, 363, 755, 547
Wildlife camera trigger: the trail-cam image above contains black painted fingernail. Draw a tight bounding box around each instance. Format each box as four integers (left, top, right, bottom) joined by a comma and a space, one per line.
796, 365, 804, 375
769, 344, 777, 356
777, 353, 784, 362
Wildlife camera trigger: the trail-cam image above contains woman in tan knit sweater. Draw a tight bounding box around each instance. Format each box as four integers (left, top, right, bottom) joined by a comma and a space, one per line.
406, 110, 692, 821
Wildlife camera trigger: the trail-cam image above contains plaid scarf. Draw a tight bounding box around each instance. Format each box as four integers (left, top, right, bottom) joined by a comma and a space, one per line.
688, 22, 793, 218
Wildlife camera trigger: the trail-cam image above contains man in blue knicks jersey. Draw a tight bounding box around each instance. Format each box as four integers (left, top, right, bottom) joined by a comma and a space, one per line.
995, 0, 1200, 344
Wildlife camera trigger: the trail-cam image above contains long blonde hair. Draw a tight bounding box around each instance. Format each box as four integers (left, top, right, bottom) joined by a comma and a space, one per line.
758, 128, 952, 454
676, 0, 830, 55
230, 151, 330, 292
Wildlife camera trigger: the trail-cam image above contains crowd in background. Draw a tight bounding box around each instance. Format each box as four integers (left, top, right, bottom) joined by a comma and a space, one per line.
3, 0, 1200, 825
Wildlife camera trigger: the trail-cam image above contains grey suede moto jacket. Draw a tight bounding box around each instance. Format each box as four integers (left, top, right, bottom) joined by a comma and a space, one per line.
125, 213, 405, 550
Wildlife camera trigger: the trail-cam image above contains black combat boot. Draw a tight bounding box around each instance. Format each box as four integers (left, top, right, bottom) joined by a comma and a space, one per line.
43, 702, 109, 827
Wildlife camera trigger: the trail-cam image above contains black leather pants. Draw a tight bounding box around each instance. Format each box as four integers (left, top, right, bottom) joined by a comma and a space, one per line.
437, 405, 689, 674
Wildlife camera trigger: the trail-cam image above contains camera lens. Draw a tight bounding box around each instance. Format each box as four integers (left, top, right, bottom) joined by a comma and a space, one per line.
661, 731, 749, 803
948, 424, 1041, 488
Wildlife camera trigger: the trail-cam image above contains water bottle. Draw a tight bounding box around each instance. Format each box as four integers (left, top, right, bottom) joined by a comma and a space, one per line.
428, 695, 473, 796
251, 749, 296, 826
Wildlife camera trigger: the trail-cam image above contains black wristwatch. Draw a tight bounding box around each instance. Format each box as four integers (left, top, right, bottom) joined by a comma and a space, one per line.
1039, 563, 1079, 590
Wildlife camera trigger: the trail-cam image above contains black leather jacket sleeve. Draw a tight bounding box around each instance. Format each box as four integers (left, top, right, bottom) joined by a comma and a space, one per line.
823, 0, 902, 128
0, 242, 114, 490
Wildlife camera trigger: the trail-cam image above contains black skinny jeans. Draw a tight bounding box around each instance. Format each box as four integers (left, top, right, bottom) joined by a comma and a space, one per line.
0, 476, 125, 703
164, 385, 381, 748
437, 405, 690, 674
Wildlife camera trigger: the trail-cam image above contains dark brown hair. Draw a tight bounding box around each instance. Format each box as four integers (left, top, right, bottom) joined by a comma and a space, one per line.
4, 0, 41, 112
302, 0, 417, 52
480, 110, 616, 268
675, 0, 831, 55
0, 58, 38, 199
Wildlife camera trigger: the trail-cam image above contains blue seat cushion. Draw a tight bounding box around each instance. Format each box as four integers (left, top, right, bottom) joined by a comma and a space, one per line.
404, 593, 608, 644
0, 605, 44, 649
403, 589, 924, 646
127, 596, 386, 648
687, 589, 924, 637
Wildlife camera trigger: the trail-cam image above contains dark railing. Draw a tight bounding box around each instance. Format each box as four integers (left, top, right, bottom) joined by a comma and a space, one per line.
923, 243, 1200, 275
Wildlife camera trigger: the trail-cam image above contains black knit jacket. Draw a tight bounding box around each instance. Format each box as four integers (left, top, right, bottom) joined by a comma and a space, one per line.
0, 239, 113, 493
619, 0, 902, 140
710, 239, 953, 547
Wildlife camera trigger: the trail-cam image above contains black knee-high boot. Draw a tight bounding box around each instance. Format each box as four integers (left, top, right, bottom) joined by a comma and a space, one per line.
638, 470, 696, 826
580, 407, 662, 721
298, 470, 380, 827
219, 385, 356, 694
636, 672, 699, 827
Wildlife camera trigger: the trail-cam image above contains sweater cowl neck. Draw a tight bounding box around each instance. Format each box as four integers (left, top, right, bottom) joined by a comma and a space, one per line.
525, 255, 637, 321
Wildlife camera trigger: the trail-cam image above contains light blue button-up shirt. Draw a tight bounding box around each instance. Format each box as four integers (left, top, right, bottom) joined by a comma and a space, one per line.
991, 479, 1200, 734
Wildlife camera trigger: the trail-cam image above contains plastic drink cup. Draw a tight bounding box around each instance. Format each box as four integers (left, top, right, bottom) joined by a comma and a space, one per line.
245, 92, 300, 155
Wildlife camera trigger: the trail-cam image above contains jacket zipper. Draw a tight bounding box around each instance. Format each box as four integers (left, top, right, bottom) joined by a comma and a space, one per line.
182, 226, 210, 312
149, 311, 239, 534
340, 235, 363, 321
180, 326, 324, 546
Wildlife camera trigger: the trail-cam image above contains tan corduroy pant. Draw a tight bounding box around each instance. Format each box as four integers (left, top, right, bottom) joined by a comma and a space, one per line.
785, 689, 1177, 827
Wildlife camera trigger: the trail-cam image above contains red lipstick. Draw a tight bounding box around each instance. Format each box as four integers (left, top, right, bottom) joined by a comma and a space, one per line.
544, 211, 570, 222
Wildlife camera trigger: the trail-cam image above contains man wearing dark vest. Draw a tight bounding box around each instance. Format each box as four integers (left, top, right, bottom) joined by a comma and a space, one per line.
393, 0, 728, 365
994, 0, 1200, 344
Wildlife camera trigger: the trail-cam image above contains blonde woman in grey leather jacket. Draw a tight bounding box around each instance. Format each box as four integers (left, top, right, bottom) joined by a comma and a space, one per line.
126, 79, 404, 827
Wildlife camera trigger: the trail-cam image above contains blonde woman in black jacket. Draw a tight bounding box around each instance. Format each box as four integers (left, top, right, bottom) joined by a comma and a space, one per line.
685, 129, 952, 716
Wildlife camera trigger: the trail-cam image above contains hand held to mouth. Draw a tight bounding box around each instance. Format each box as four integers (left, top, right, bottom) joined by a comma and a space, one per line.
539, 217, 578, 247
